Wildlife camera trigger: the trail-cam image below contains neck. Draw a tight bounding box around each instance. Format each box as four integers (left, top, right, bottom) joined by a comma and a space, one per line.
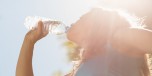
81, 42, 107, 60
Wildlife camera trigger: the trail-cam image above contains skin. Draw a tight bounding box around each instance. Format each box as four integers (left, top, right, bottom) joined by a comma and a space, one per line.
16, 21, 49, 76
16, 10, 152, 76
112, 27, 152, 56
67, 10, 152, 57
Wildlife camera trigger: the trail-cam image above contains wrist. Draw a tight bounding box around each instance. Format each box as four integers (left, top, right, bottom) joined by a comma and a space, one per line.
24, 36, 36, 45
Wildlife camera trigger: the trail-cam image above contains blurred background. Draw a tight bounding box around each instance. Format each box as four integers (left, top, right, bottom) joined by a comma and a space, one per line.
0, 0, 152, 76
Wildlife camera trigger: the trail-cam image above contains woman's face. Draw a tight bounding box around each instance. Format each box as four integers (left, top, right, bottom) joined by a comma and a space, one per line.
67, 9, 110, 48
67, 13, 93, 47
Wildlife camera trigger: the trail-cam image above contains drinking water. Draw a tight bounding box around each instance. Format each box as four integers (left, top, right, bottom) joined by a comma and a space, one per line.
24, 16, 69, 35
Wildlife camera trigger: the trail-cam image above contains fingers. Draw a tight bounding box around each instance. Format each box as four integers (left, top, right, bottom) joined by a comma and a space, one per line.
37, 20, 49, 36
45, 24, 50, 32
43, 24, 49, 35
37, 20, 43, 32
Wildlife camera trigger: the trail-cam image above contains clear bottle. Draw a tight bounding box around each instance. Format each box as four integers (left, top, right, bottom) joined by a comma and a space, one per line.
24, 16, 69, 35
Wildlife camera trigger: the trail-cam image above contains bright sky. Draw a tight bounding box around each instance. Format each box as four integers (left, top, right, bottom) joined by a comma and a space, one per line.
1, 0, 151, 76
0, 0, 96, 76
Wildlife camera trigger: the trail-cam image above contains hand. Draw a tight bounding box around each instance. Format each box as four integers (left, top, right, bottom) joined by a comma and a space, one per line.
25, 21, 49, 44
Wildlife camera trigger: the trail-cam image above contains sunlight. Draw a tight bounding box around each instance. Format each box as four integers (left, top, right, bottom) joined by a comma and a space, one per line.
97, 0, 142, 9
52, 1, 97, 75
52, 0, 151, 76
43, 0, 149, 76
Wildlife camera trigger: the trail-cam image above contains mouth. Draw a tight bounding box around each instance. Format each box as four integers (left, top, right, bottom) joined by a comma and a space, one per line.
65, 23, 74, 33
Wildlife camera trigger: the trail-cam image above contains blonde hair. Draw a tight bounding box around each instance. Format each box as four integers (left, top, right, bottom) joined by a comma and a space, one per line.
65, 7, 150, 76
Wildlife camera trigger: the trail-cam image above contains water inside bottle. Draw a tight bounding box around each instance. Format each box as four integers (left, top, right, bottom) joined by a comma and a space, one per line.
24, 16, 70, 35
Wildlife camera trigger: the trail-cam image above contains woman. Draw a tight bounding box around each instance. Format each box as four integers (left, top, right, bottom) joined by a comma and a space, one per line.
16, 8, 152, 76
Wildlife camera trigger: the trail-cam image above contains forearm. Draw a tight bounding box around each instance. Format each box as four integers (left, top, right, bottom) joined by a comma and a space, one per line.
16, 38, 35, 76
113, 27, 152, 53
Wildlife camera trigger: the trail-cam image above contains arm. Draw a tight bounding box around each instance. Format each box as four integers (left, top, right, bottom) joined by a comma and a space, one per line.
113, 27, 152, 54
16, 21, 49, 76
16, 38, 35, 76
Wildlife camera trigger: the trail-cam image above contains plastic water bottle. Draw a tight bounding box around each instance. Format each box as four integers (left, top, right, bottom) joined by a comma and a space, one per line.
24, 16, 69, 35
